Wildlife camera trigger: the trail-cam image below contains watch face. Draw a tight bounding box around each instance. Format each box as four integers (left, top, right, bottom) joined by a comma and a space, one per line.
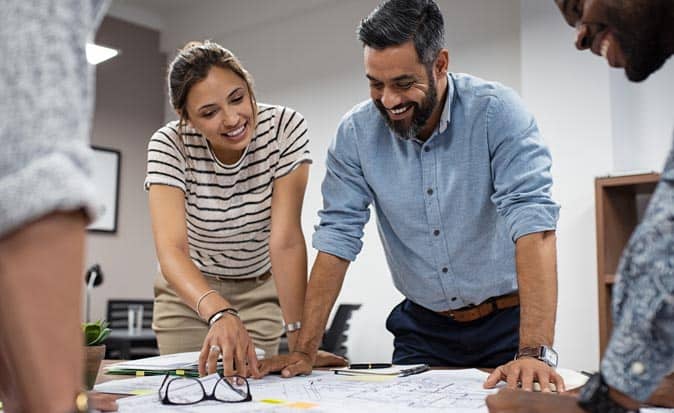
543, 347, 558, 367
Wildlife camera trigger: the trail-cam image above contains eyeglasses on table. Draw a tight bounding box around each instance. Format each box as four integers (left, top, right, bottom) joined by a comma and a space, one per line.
158, 373, 252, 405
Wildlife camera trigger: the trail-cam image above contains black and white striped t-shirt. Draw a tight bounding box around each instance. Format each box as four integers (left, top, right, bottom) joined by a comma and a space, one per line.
144, 104, 311, 279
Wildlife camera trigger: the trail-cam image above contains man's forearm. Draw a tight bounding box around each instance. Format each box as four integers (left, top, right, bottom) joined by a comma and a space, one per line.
515, 231, 558, 348
269, 239, 308, 351
294, 252, 349, 358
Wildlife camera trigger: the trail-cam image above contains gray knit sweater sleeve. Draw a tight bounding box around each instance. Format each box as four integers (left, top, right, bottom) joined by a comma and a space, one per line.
0, 0, 109, 237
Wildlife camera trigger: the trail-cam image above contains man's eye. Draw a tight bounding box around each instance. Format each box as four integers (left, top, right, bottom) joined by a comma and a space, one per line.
397, 82, 414, 89
370, 83, 384, 90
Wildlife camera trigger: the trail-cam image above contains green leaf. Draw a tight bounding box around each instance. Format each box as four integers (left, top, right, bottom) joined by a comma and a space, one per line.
82, 320, 111, 346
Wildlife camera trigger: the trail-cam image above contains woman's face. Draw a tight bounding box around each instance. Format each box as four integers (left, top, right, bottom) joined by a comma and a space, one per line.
184, 66, 255, 163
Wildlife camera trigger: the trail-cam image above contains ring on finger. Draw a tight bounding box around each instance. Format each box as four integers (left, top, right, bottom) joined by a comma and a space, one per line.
209, 345, 221, 353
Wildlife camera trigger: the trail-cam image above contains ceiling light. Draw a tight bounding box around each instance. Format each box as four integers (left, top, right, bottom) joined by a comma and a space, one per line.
86, 43, 119, 65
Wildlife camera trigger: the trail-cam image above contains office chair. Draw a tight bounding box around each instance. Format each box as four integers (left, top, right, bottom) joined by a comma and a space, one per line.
277, 303, 361, 359
320, 303, 361, 358
105, 299, 158, 359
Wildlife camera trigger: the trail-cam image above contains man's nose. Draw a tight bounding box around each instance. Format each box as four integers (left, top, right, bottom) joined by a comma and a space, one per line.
381, 88, 401, 109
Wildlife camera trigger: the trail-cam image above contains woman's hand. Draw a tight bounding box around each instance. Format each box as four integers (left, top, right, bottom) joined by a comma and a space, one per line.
197, 313, 261, 379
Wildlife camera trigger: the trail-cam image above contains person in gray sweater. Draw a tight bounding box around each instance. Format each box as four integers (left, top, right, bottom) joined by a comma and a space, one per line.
0, 1, 113, 412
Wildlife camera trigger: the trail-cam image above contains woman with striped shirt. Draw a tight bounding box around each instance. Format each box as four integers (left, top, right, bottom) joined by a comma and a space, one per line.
145, 42, 341, 377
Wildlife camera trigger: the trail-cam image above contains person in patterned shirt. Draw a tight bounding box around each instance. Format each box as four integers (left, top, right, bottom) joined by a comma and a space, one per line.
487, 0, 674, 412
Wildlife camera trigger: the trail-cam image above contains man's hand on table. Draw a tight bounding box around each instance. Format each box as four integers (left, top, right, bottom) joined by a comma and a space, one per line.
257, 350, 347, 377
486, 388, 582, 413
484, 357, 566, 392
648, 373, 674, 407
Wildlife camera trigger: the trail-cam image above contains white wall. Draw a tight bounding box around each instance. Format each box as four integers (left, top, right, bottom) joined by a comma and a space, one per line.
521, 1, 615, 371
154, 0, 522, 362
610, 64, 674, 172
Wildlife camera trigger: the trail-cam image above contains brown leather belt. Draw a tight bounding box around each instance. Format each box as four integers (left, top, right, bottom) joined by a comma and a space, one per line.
212, 271, 272, 283
437, 292, 519, 322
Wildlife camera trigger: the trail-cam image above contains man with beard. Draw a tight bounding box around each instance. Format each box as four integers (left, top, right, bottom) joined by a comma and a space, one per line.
486, 0, 674, 412
263, 0, 564, 392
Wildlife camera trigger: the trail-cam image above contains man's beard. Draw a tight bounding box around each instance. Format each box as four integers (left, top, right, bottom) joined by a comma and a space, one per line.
608, 4, 669, 82
374, 71, 438, 140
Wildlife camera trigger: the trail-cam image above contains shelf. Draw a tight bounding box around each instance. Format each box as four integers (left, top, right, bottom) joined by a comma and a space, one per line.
595, 172, 660, 358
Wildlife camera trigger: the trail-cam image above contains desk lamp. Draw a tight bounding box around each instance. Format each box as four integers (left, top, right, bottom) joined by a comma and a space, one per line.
84, 264, 104, 322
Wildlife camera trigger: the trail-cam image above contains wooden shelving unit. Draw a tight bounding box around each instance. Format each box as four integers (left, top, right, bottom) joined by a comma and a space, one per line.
594, 172, 660, 357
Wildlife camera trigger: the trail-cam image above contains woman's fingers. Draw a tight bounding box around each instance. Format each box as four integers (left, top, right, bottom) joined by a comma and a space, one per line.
247, 343, 262, 378
207, 343, 222, 375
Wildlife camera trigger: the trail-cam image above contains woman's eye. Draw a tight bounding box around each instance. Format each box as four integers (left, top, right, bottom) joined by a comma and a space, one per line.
202, 111, 215, 118
232, 96, 244, 103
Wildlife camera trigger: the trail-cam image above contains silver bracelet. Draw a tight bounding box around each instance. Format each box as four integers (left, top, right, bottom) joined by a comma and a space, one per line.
195, 289, 217, 318
284, 321, 302, 333
208, 311, 226, 327
208, 307, 240, 327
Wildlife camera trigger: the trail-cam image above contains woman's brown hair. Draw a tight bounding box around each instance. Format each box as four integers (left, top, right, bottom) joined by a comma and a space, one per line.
167, 41, 257, 128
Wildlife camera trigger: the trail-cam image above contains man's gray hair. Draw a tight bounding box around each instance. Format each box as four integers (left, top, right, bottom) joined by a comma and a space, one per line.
357, 0, 445, 66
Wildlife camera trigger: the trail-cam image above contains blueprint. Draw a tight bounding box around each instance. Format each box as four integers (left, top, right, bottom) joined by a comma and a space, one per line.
115, 369, 497, 412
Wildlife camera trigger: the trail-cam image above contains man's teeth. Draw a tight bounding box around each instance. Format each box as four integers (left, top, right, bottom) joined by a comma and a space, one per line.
390, 106, 409, 115
600, 39, 610, 58
225, 124, 245, 137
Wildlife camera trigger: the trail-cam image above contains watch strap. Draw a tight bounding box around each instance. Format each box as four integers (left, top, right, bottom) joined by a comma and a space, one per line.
577, 373, 640, 413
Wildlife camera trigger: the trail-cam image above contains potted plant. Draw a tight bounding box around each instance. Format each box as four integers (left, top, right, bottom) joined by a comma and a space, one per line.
82, 320, 110, 390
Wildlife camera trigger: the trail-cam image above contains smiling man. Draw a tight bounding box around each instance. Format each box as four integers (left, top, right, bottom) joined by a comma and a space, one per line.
266, 0, 564, 392
486, 1, 674, 412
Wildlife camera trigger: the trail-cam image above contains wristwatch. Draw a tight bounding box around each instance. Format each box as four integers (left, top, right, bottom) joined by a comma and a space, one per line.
515, 345, 558, 367
577, 372, 640, 413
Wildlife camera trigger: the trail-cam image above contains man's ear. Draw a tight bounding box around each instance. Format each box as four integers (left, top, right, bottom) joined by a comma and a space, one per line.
435, 49, 449, 76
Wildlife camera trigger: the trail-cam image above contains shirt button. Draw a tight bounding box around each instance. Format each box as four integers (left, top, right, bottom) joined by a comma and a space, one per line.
442, 267, 448, 273
427, 188, 434, 195
630, 362, 645, 375
451, 297, 457, 301
433, 229, 440, 236
424, 146, 430, 152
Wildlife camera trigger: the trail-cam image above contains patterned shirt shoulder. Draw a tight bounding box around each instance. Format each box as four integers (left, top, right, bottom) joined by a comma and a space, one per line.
601, 136, 674, 401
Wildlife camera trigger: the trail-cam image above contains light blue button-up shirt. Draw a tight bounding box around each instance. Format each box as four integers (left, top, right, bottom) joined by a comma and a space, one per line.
313, 73, 559, 311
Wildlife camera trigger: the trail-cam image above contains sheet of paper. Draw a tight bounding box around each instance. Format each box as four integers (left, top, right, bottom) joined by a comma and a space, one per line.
106, 349, 265, 372
115, 369, 499, 412
93, 374, 166, 395
555, 367, 588, 391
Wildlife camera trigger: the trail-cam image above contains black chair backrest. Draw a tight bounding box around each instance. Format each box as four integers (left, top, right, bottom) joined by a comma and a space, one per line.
106, 299, 154, 329
321, 304, 361, 358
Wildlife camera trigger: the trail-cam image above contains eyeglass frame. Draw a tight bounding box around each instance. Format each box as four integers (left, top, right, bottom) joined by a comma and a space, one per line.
157, 373, 253, 405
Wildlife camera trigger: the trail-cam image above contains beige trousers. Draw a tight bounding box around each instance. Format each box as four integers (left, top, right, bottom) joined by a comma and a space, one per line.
152, 271, 283, 358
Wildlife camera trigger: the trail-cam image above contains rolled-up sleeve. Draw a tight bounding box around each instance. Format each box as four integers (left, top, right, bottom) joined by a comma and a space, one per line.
312, 117, 373, 261
486, 88, 560, 241
601, 175, 674, 401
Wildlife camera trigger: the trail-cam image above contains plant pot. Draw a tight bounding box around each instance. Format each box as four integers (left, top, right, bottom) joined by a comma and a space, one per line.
84, 344, 106, 390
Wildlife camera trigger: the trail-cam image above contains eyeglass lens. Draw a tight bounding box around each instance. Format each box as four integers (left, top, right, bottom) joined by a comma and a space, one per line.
159, 376, 250, 404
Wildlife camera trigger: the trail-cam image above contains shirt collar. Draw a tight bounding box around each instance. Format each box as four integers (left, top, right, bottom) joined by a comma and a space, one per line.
436, 73, 453, 135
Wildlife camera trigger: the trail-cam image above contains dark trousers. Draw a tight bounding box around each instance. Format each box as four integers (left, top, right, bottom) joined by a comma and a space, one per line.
386, 299, 519, 367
